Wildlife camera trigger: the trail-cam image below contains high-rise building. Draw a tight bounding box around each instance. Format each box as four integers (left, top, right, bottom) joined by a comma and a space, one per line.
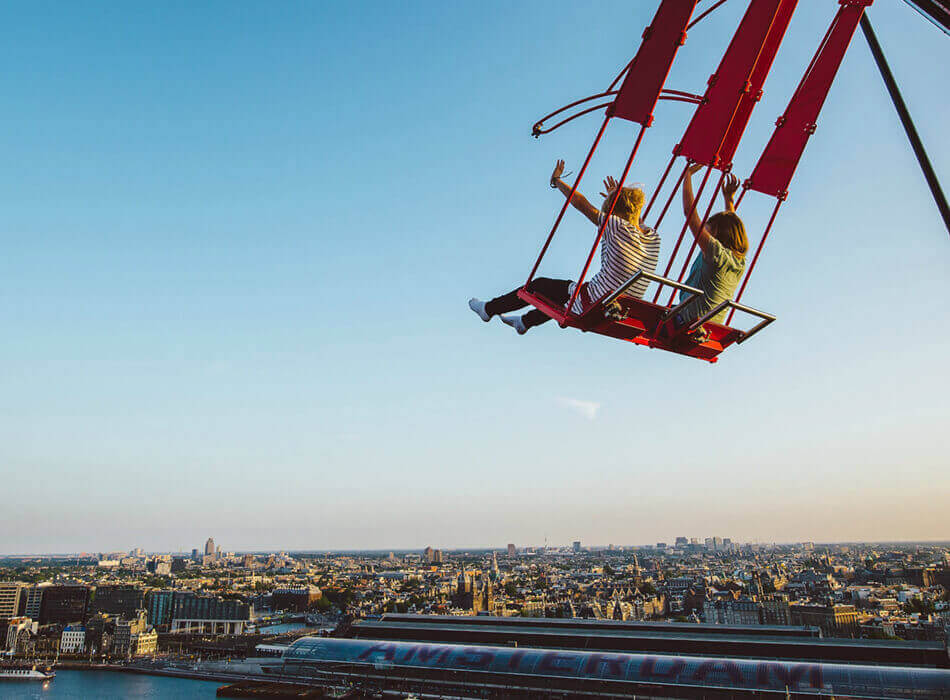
191, 548, 199, 561
146, 590, 184, 628
90, 585, 145, 619
169, 592, 251, 634
572, 541, 582, 554
675, 537, 688, 547
39, 585, 90, 625
205, 537, 216, 557
0, 582, 24, 619
507, 544, 517, 557
424, 546, 434, 563
23, 584, 50, 619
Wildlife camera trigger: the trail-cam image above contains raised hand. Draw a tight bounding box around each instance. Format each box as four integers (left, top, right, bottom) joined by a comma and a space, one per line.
550, 159, 565, 186
722, 173, 740, 198
686, 163, 704, 177
599, 176, 619, 198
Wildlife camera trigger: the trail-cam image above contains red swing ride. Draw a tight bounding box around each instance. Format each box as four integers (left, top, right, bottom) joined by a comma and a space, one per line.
517, 0, 949, 363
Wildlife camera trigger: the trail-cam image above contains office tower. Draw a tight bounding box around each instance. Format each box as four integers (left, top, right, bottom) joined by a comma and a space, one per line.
507, 544, 517, 557
205, 537, 216, 557
23, 584, 50, 619
39, 585, 90, 625
0, 582, 24, 619
89, 585, 145, 619
572, 541, 582, 554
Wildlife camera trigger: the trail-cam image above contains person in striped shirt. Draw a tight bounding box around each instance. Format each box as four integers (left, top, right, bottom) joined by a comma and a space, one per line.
469, 159, 661, 334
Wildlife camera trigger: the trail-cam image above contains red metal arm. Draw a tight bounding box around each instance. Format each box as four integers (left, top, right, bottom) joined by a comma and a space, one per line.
611, 0, 700, 126
745, 0, 873, 197
718, 0, 799, 169
688, 0, 732, 30
676, 0, 796, 169
532, 92, 618, 137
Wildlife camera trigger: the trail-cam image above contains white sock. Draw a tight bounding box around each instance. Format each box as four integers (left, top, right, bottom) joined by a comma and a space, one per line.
469, 298, 491, 322
500, 314, 527, 335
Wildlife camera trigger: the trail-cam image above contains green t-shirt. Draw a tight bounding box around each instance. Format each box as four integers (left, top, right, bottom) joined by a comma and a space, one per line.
678, 237, 746, 325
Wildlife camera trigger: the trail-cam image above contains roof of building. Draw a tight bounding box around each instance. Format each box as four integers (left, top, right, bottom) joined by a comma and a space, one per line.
350, 615, 949, 668
283, 637, 950, 698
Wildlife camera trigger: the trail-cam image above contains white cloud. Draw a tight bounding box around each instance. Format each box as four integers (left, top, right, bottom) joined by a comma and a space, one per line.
557, 397, 601, 420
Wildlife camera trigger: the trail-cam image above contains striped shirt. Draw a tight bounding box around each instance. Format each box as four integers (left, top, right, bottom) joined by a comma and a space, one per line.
569, 213, 660, 313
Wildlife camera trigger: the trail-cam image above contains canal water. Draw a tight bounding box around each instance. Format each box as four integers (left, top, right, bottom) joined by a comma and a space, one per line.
255, 621, 306, 634
3, 625, 314, 697
2, 670, 220, 698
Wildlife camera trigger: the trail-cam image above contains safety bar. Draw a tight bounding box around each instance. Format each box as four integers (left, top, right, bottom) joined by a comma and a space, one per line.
687, 299, 776, 343
600, 270, 702, 321
600, 270, 775, 344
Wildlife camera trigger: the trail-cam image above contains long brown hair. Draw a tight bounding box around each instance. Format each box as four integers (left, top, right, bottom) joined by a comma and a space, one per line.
707, 211, 747, 256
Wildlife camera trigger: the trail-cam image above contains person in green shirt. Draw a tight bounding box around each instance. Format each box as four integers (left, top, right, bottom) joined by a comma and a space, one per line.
675, 164, 748, 339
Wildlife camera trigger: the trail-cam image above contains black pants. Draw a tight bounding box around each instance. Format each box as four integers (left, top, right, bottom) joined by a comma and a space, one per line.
485, 277, 573, 330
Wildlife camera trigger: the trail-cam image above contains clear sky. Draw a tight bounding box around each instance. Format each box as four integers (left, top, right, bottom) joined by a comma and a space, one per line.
1, 1, 947, 555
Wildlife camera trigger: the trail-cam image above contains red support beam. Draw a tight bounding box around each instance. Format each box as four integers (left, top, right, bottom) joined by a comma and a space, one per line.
611, 0, 699, 126
718, 0, 799, 169
675, 0, 790, 169
745, 0, 873, 198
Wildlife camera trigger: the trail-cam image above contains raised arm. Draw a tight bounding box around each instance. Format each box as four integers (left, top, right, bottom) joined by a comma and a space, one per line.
550, 159, 600, 226
682, 164, 715, 252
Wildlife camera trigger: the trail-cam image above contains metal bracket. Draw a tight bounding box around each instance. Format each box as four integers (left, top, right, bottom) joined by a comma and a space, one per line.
600, 270, 703, 320
686, 299, 777, 344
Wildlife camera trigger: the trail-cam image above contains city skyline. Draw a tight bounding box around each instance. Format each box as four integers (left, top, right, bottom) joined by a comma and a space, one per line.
6, 537, 950, 559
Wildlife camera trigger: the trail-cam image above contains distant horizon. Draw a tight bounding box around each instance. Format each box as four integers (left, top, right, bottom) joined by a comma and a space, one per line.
3, 538, 950, 560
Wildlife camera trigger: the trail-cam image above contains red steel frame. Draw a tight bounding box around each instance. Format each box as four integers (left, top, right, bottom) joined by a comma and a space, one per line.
525, 0, 699, 292
519, 0, 873, 361
660, 0, 799, 307
726, 0, 873, 323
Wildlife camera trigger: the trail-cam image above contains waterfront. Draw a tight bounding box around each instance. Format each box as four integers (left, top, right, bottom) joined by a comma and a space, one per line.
2, 670, 220, 698
255, 621, 306, 635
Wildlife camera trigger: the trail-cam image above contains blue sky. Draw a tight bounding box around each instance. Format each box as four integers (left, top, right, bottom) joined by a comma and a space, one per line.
1, 1, 947, 554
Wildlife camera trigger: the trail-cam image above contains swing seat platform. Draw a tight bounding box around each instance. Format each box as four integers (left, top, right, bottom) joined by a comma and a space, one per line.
517, 270, 775, 363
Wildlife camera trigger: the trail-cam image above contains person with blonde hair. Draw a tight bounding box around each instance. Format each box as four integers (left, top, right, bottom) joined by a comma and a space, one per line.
469, 159, 661, 334
675, 164, 748, 334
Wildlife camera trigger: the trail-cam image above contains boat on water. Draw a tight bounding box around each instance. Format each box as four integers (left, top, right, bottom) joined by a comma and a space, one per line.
0, 664, 56, 681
